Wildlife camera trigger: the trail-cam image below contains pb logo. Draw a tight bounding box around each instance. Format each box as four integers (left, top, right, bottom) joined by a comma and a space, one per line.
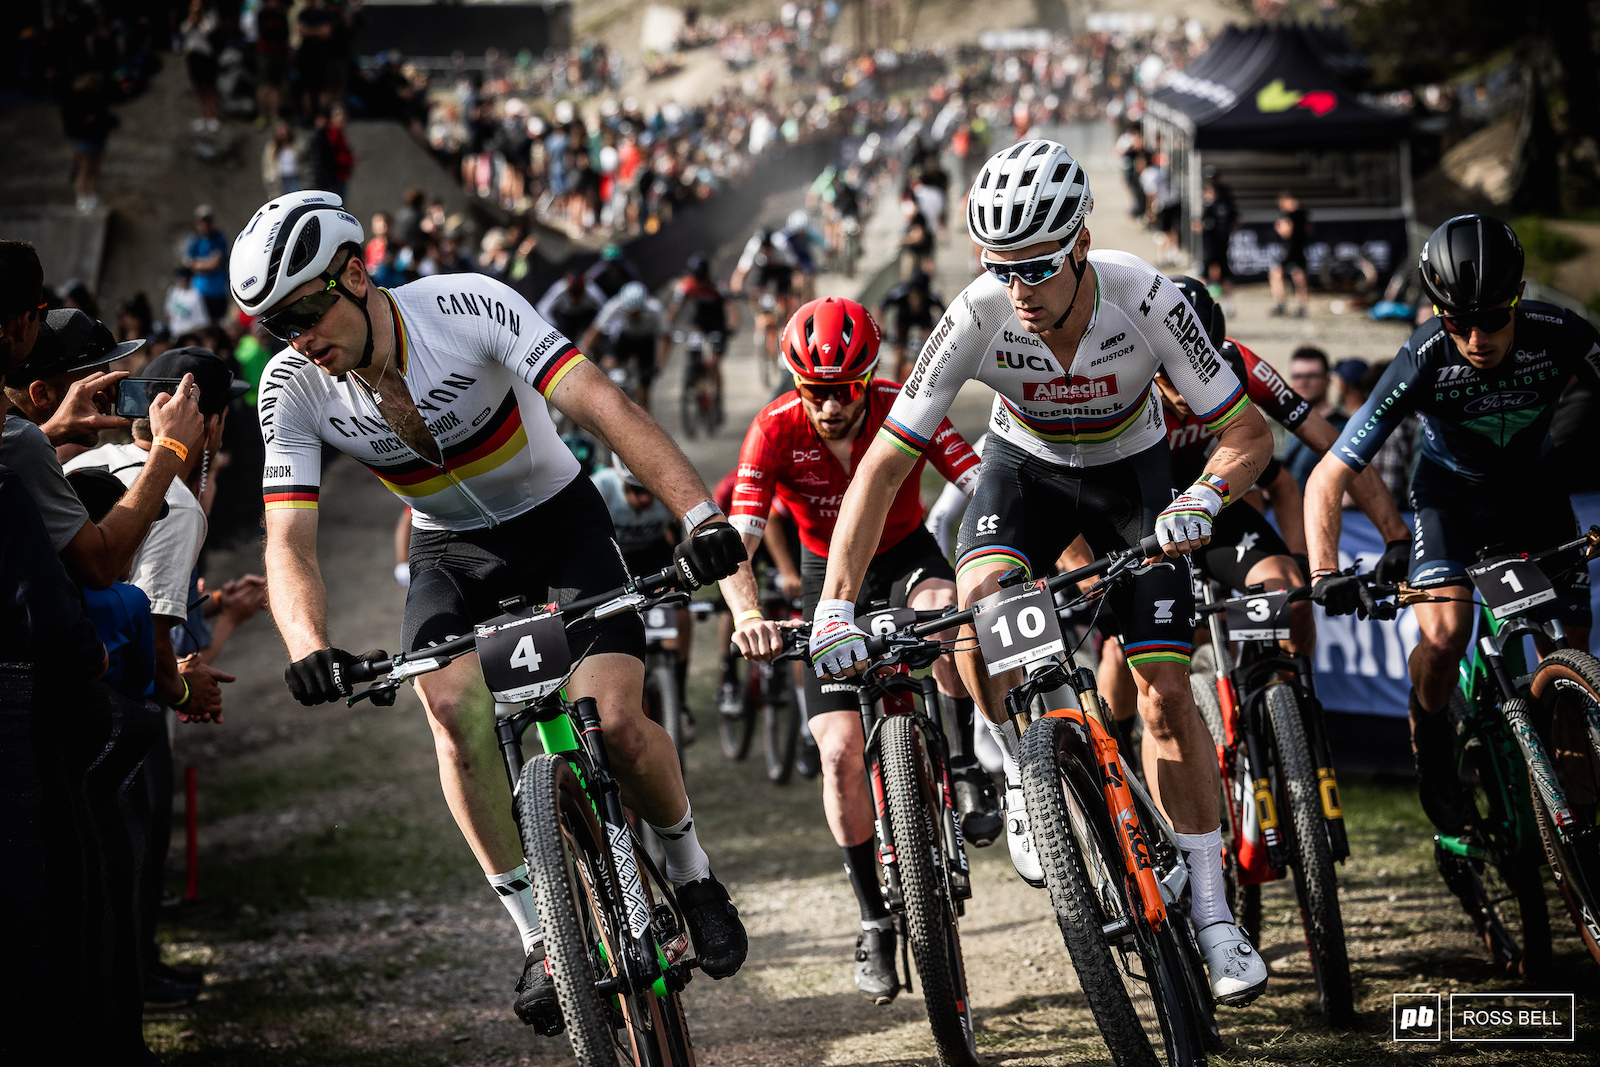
1393, 994, 1441, 1042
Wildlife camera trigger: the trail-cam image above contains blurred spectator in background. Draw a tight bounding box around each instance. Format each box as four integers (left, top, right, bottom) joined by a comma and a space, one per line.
182, 206, 230, 322
261, 120, 302, 197
164, 267, 210, 337
1194, 174, 1236, 314
1270, 190, 1311, 317
254, 0, 291, 127
295, 0, 335, 117
898, 189, 935, 278
62, 70, 114, 213
115, 293, 153, 346
180, 0, 220, 134
1282, 346, 1334, 489
61, 279, 99, 319
1332, 358, 1369, 419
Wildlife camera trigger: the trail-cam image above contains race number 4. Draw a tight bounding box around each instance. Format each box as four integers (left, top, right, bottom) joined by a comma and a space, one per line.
475, 605, 572, 702
1466, 555, 1557, 620
973, 580, 1064, 674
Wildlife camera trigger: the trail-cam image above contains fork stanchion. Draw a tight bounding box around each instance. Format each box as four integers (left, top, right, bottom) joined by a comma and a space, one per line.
185, 763, 199, 901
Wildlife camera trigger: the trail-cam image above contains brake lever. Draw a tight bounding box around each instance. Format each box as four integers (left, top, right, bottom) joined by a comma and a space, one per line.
347, 681, 398, 708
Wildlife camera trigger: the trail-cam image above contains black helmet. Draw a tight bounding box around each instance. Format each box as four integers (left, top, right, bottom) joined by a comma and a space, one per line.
1419, 214, 1524, 314
687, 253, 710, 280
908, 269, 931, 292
1169, 275, 1225, 347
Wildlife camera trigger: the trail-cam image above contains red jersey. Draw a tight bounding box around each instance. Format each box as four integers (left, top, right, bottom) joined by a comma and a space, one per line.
1164, 339, 1311, 485
731, 379, 980, 557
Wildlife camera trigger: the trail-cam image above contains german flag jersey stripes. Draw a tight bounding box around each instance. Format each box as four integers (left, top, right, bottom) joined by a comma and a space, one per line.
887, 249, 1252, 470
259, 274, 584, 531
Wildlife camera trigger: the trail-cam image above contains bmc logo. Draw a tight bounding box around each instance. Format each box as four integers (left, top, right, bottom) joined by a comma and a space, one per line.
791, 449, 821, 463
1023, 373, 1115, 404
1250, 361, 1296, 405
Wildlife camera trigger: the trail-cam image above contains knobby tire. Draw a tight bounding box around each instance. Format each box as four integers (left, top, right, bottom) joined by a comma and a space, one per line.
1529, 648, 1600, 965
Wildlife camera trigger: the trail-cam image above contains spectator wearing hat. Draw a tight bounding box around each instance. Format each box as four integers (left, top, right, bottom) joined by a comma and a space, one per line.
0, 240, 48, 374
3, 307, 141, 459
182, 206, 231, 322
0, 310, 204, 590
1331, 357, 1370, 419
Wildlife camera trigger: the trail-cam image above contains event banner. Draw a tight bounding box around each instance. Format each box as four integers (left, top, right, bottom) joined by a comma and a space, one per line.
1311, 494, 1600, 717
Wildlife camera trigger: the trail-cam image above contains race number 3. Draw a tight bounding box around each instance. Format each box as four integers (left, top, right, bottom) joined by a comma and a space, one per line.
973, 580, 1064, 674
475, 605, 572, 702
1224, 589, 1291, 641
1467, 555, 1557, 620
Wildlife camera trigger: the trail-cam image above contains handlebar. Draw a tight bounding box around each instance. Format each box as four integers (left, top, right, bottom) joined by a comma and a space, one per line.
1194, 583, 1315, 617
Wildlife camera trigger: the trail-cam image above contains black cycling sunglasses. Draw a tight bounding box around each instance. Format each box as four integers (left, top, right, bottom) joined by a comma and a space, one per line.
260, 279, 342, 341
980, 246, 1071, 288
1437, 298, 1517, 338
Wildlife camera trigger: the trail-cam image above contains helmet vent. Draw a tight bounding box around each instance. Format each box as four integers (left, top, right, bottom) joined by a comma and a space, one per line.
1021, 166, 1038, 186
287, 217, 322, 278
1053, 163, 1069, 183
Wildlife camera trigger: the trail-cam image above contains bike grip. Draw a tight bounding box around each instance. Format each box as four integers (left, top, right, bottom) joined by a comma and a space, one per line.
347, 649, 391, 683
865, 634, 889, 658
1139, 533, 1163, 557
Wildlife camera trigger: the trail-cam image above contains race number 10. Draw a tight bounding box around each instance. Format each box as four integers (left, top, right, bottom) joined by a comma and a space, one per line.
973, 580, 1065, 674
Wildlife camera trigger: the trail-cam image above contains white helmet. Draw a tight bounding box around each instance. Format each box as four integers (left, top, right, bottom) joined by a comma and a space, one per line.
966, 139, 1093, 252
230, 190, 365, 315
612, 455, 645, 488
618, 280, 648, 312
786, 208, 810, 232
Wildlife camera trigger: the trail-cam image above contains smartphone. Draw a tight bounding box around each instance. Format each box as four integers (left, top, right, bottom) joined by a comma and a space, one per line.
114, 379, 187, 418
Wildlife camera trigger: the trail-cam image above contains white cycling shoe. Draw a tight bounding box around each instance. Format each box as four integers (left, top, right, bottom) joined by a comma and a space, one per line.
1004, 786, 1044, 888
1196, 921, 1268, 1006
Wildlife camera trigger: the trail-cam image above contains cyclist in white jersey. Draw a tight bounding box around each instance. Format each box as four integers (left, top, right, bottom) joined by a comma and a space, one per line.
233, 191, 764, 1031
810, 141, 1274, 1005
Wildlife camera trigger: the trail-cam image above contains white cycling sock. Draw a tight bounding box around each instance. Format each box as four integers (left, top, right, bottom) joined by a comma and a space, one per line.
983, 716, 1022, 788
488, 863, 542, 954
650, 805, 712, 886
1175, 828, 1233, 929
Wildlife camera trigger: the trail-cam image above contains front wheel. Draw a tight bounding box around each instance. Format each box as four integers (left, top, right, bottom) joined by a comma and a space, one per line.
717, 659, 755, 762
646, 659, 686, 775
1265, 684, 1353, 1026
1528, 648, 1600, 965
880, 714, 978, 1066
763, 663, 800, 784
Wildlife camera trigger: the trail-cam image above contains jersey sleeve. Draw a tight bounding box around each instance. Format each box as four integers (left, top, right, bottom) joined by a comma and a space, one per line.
1231, 341, 1312, 431
926, 418, 981, 497
878, 280, 998, 459
728, 418, 779, 538
1140, 272, 1249, 436
1332, 341, 1427, 472
469, 274, 587, 398
257, 351, 326, 512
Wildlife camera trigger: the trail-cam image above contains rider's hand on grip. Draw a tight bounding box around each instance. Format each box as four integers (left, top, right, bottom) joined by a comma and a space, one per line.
1310, 574, 1363, 617
809, 599, 868, 678
1375, 538, 1413, 584
673, 521, 746, 589
285, 646, 361, 705
1154, 481, 1222, 555
346, 649, 392, 685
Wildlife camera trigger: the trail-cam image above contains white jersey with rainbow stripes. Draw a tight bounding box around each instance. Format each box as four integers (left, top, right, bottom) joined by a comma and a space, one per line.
878, 250, 1249, 469
258, 273, 585, 532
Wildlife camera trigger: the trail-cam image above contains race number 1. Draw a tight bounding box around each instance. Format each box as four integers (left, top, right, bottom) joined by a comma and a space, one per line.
475, 605, 572, 702
1466, 555, 1557, 620
973, 580, 1064, 674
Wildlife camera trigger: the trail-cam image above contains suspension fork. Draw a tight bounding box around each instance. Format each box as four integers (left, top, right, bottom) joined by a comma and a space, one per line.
860, 687, 903, 910
1291, 656, 1349, 861
1241, 687, 1287, 872
925, 680, 972, 900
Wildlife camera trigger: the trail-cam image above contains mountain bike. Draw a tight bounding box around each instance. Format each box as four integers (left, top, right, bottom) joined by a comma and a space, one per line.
1360, 526, 1600, 975
675, 330, 723, 439
777, 610, 979, 1067
714, 587, 804, 783
1190, 579, 1353, 1025
863, 536, 1219, 1067
345, 564, 703, 1066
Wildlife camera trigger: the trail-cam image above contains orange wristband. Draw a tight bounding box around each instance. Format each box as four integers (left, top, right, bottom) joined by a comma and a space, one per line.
154, 436, 189, 462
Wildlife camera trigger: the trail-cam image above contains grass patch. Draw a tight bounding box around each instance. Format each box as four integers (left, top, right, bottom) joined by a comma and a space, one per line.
1514, 216, 1585, 285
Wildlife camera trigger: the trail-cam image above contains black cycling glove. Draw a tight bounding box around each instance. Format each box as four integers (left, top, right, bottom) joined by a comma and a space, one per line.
1375, 538, 1413, 585
1310, 574, 1364, 617
286, 647, 359, 705
674, 521, 747, 590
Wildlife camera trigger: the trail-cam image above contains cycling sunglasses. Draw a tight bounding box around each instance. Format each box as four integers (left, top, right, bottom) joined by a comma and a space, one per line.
794, 374, 870, 406
980, 246, 1071, 287
1436, 297, 1518, 338
260, 279, 343, 341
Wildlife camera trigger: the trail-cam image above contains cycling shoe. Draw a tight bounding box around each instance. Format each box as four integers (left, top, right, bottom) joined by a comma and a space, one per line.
1004, 786, 1044, 887
854, 926, 900, 1004
513, 944, 563, 1035
677, 872, 748, 979
1197, 920, 1269, 1006
951, 758, 1002, 847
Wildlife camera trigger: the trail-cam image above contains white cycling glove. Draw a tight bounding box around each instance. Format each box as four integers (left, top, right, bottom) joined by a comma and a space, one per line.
394, 563, 411, 588
1154, 478, 1225, 552
808, 598, 869, 678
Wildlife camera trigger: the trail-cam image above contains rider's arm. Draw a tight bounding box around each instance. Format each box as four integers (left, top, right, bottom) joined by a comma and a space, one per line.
763, 508, 803, 596
1289, 409, 1409, 543
721, 418, 780, 618
257, 358, 332, 658
923, 478, 968, 556
1260, 461, 1307, 557
925, 418, 981, 498
263, 508, 331, 658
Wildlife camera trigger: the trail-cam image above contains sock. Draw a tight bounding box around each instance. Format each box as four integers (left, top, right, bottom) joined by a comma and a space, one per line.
972, 713, 1004, 775
649, 805, 712, 886
488, 864, 542, 954
674, 659, 689, 704
842, 839, 891, 926
1175, 828, 1233, 929
983, 716, 1022, 787
945, 696, 974, 763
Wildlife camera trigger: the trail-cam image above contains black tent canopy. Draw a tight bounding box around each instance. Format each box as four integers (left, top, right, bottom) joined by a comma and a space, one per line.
1144, 24, 1414, 283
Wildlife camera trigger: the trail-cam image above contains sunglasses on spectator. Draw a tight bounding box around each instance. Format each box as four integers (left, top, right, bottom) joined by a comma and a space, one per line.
261, 279, 343, 341
794, 374, 870, 406
1436, 298, 1518, 338
980, 246, 1072, 287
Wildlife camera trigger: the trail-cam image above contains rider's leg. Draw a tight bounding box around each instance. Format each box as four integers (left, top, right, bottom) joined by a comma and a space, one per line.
810, 709, 877, 856
953, 559, 1025, 774
1242, 553, 1314, 655
1408, 593, 1475, 831
1129, 660, 1223, 835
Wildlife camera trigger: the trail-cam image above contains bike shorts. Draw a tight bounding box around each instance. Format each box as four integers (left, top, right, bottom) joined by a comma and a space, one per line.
1409, 464, 1591, 628
956, 436, 1195, 671
612, 334, 658, 387
800, 525, 955, 718
403, 474, 647, 661
1192, 501, 1291, 593
756, 265, 794, 296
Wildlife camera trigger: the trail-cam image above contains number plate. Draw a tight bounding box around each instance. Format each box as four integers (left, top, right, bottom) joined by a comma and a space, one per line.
1467, 555, 1557, 620
860, 606, 916, 638
643, 606, 678, 642
475, 604, 572, 702
973, 580, 1064, 674
1224, 590, 1292, 641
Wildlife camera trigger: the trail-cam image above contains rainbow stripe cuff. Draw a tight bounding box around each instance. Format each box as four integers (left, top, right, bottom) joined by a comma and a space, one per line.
1197, 472, 1230, 506
1198, 383, 1249, 434
956, 546, 1030, 580
1124, 639, 1192, 667
878, 415, 927, 458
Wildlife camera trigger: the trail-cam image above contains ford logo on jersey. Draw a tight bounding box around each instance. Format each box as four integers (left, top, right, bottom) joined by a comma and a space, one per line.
1463, 390, 1539, 415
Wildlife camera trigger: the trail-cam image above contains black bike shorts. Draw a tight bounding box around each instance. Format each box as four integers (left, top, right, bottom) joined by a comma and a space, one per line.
1409, 463, 1590, 628
800, 525, 955, 718
956, 436, 1195, 671
612, 334, 658, 387
756, 264, 794, 296
1193, 501, 1291, 593
403, 474, 647, 660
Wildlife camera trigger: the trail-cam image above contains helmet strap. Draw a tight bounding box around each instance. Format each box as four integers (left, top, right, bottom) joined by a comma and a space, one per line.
1050, 247, 1090, 332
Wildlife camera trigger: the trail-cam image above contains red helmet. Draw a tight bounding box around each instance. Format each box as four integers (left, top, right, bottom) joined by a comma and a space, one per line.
780, 296, 880, 381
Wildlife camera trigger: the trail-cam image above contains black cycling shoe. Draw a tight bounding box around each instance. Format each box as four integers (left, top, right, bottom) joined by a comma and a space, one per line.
1412, 695, 1472, 836
677, 872, 748, 979
950, 758, 1002, 847
854, 927, 900, 1004
513, 944, 564, 1035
